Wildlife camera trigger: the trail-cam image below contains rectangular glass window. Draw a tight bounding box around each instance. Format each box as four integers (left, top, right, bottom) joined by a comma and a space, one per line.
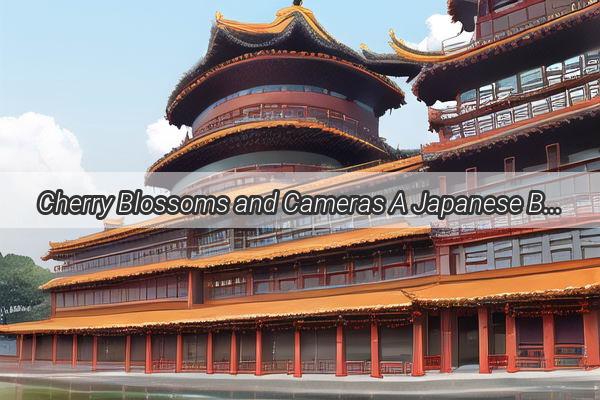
564, 56, 582, 80
178, 276, 188, 298
479, 84, 495, 105
546, 62, 563, 86
496, 75, 518, 99
147, 280, 157, 300
157, 279, 167, 299
519, 236, 542, 265
56, 293, 64, 308
167, 276, 178, 298
549, 232, 573, 262
519, 68, 544, 92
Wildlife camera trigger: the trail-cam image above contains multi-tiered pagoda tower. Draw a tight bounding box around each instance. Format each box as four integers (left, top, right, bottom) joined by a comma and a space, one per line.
1, 0, 599, 379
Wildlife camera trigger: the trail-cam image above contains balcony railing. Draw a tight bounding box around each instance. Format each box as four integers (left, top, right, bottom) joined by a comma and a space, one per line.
301, 359, 336, 374
488, 354, 508, 370
213, 361, 230, 373
380, 361, 412, 375
555, 344, 585, 368
424, 355, 441, 371
261, 360, 293, 374
194, 103, 378, 144
346, 360, 371, 375
152, 358, 176, 372
182, 360, 207, 371
516, 345, 545, 369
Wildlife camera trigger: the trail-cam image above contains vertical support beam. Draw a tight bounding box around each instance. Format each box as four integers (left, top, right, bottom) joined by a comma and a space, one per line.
335, 323, 347, 377
230, 330, 238, 375
71, 335, 77, 369
583, 309, 600, 368
293, 328, 302, 378
17, 335, 24, 367
51, 334, 58, 365
187, 270, 194, 309
440, 309, 453, 373
124, 335, 131, 373
543, 313, 555, 371
144, 334, 152, 374
478, 307, 491, 374
92, 336, 98, 372
505, 312, 518, 373
206, 331, 214, 374
370, 321, 381, 378
31, 334, 36, 363
255, 328, 263, 376
412, 312, 425, 377
176, 333, 183, 373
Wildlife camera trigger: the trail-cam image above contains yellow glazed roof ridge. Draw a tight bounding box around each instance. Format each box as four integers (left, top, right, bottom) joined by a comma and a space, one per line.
387, 4, 598, 63
41, 226, 431, 290
215, 5, 336, 43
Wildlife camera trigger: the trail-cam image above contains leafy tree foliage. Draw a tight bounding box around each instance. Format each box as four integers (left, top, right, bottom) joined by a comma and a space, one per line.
0, 253, 52, 324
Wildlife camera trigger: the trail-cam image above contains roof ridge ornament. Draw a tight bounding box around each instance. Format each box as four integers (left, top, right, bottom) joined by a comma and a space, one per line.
293, 0, 303, 5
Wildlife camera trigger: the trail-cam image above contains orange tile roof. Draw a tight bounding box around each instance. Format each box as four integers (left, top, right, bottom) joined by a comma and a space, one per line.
41, 226, 431, 290
406, 260, 600, 306
45, 156, 424, 257
0, 288, 412, 334
4, 260, 600, 334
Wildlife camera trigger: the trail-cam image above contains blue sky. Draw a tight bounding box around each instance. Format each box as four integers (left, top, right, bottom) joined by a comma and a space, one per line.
0, 0, 448, 172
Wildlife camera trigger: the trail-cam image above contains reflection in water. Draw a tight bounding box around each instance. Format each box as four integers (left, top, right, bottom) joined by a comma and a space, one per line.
0, 379, 599, 400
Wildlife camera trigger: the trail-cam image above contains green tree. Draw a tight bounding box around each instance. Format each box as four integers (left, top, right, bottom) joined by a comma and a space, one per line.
0, 253, 53, 324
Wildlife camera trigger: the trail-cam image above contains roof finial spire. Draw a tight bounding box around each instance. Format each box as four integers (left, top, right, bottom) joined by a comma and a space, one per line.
293, 0, 303, 6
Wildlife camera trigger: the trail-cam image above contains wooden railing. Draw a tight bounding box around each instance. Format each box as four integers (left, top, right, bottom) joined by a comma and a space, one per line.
380, 361, 412, 375
238, 360, 256, 373
424, 355, 441, 371
152, 358, 176, 372
516, 345, 545, 369
301, 359, 336, 374
346, 360, 371, 375
555, 344, 585, 368
213, 361, 230, 373
261, 360, 293, 374
488, 354, 508, 370
182, 360, 207, 371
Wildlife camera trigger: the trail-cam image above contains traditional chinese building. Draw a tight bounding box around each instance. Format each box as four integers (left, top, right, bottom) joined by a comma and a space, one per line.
1, 0, 599, 378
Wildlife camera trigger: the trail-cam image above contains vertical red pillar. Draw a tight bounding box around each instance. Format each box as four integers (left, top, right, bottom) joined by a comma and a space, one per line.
71, 335, 77, 369
230, 330, 238, 375
17, 335, 23, 367
370, 321, 382, 378
124, 335, 131, 373
543, 313, 555, 371
478, 307, 491, 374
255, 328, 263, 376
335, 323, 347, 376
583, 309, 600, 368
206, 331, 214, 374
176, 333, 183, 373
51, 334, 58, 365
144, 334, 152, 374
187, 271, 194, 309
412, 313, 425, 377
31, 334, 36, 363
293, 328, 302, 378
505, 312, 518, 373
92, 336, 98, 372
440, 309, 452, 373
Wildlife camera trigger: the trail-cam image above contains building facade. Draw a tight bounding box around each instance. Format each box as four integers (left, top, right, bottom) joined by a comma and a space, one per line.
1, 0, 600, 378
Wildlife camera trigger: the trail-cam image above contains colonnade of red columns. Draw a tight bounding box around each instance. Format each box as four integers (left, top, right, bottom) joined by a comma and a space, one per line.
16, 308, 600, 375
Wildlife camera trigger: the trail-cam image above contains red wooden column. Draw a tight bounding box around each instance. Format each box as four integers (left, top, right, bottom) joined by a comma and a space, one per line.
31, 334, 36, 363
92, 336, 98, 372
370, 321, 382, 378
176, 333, 183, 373
478, 307, 491, 374
144, 334, 152, 374
440, 309, 452, 373
124, 335, 131, 373
583, 309, 600, 368
542, 313, 555, 371
335, 323, 347, 377
187, 271, 194, 309
230, 330, 238, 375
505, 312, 518, 373
51, 334, 58, 365
17, 335, 23, 367
293, 328, 302, 378
412, 312, 425, 377
255, 328, 263, 376
206, 331, 214, 374
71, 335, 77, 368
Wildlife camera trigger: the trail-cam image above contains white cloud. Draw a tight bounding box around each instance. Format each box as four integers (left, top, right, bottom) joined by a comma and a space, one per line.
145, 118, 190, 157
410, 14, 474, 52
0, 112, 88, 173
